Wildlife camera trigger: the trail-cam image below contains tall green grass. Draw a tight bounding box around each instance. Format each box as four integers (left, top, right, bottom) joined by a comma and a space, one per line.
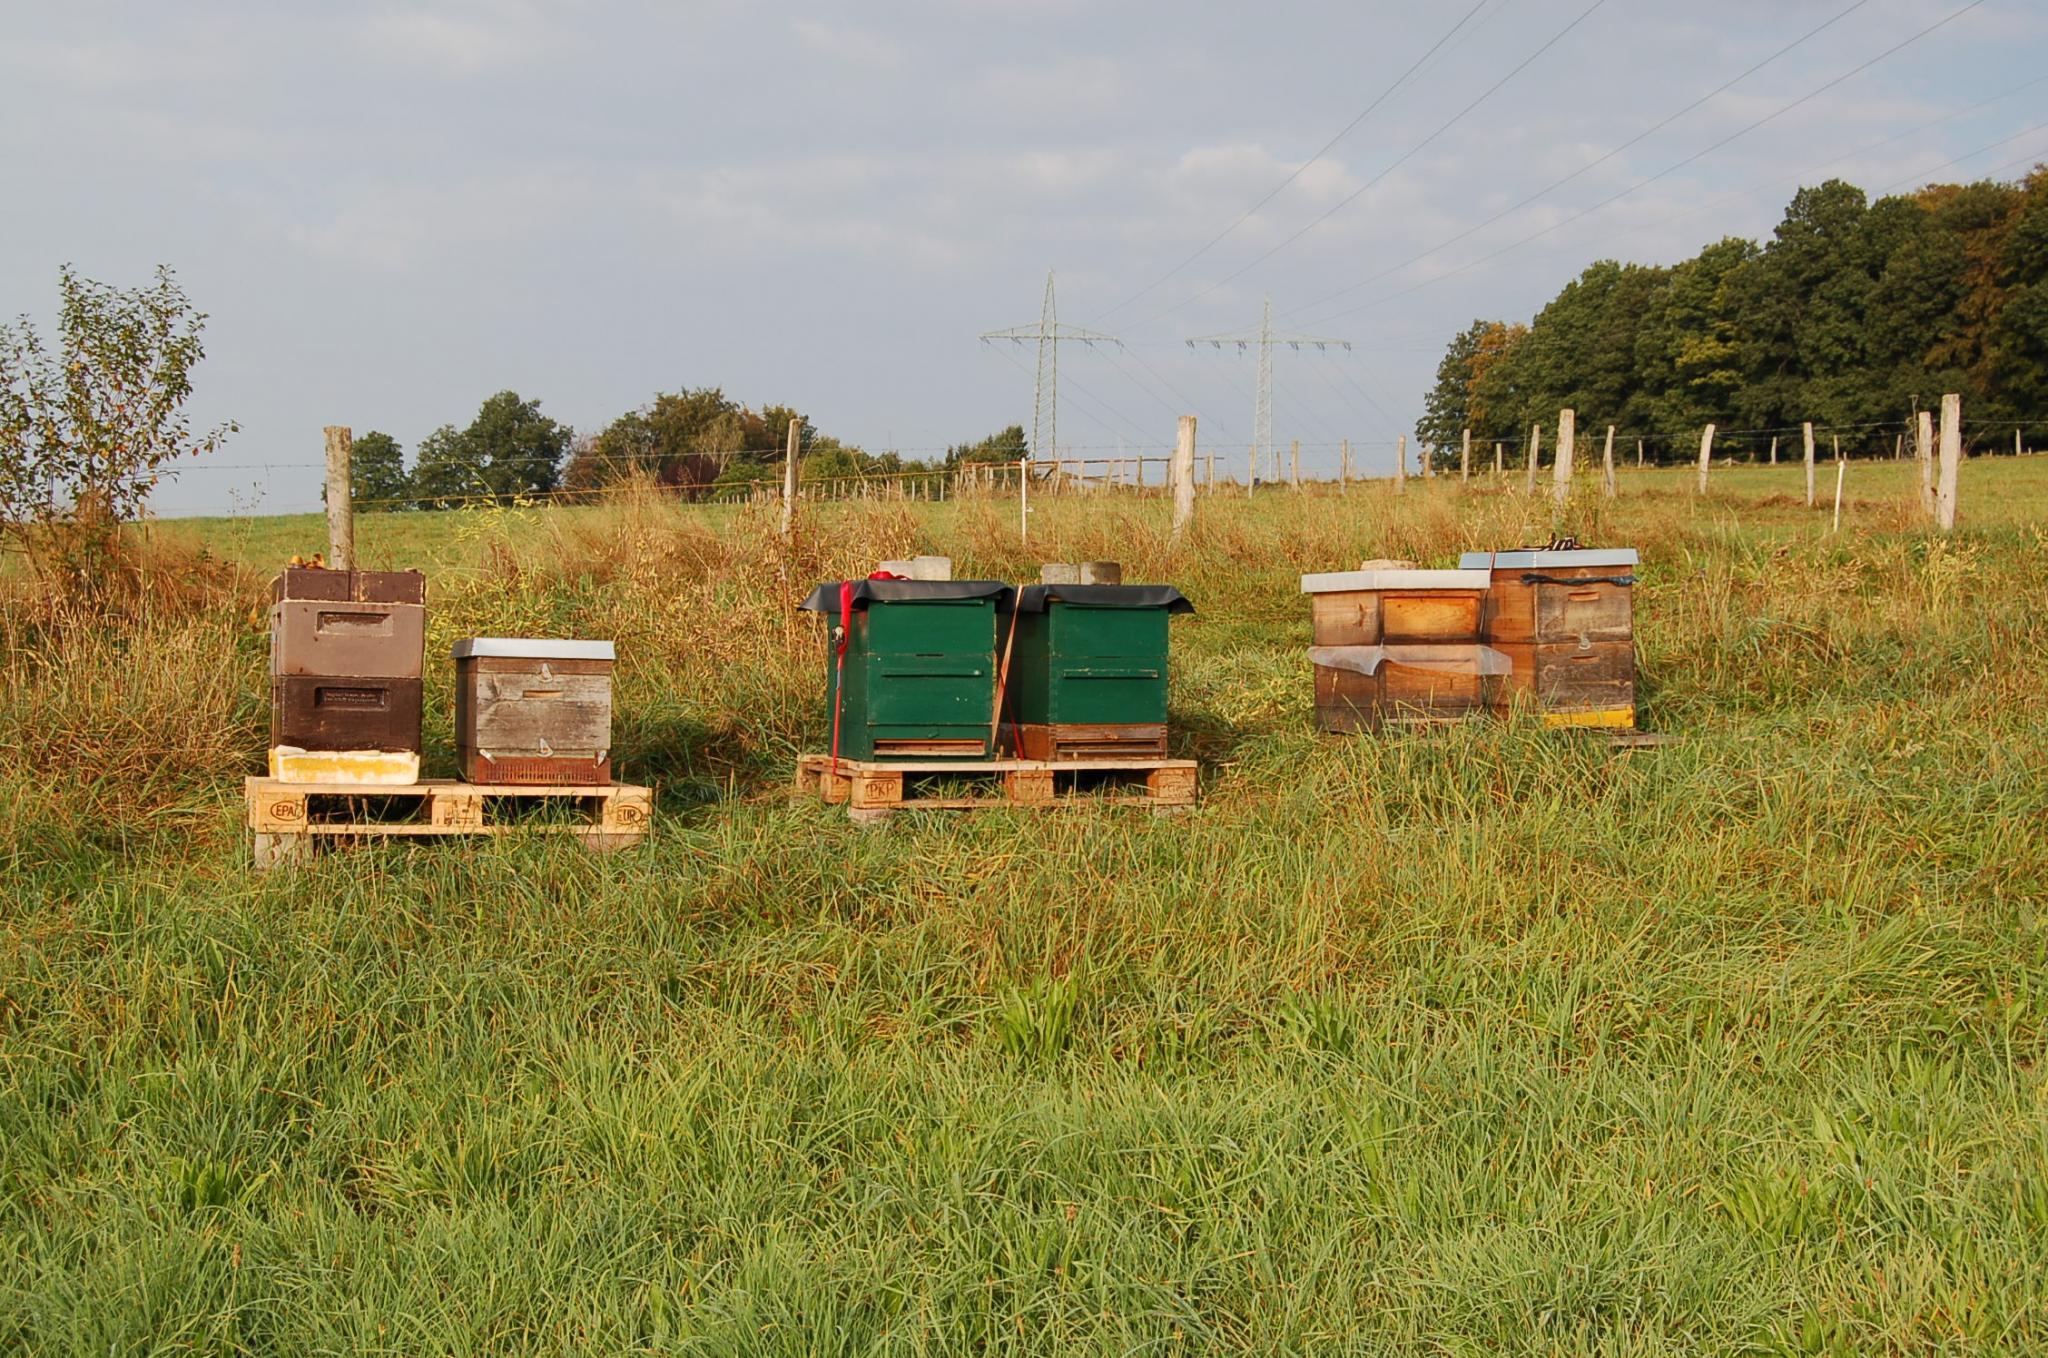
3, 461, 2045, 1353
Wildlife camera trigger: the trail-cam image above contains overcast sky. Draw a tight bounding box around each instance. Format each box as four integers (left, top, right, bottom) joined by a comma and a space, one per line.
4, 0, 2043, 514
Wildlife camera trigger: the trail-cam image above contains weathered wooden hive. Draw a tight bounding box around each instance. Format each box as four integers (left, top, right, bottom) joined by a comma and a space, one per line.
1301, 568, 1505, 731
1004, 583, 1193, 759
1460, 547, 1638, 727
268, 567, 426, 782
799, 580, 1015, 760
453, 638, 617, 784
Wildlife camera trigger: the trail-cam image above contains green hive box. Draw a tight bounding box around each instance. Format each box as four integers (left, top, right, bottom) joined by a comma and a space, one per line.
800, 580, 1014, 760
1005, 583, 1194, 760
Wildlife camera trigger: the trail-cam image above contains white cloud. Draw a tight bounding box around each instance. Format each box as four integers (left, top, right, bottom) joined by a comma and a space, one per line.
787, 17, 904, 68
973, 54, 1125, 114
0, 37, 160, 92
279, 171, 589, 272
361, 3, 558, 74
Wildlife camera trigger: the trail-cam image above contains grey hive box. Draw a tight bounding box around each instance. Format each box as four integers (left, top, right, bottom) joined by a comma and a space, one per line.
453, 638, 617, 785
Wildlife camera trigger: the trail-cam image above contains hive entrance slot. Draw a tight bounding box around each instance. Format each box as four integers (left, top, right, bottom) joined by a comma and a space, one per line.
872, 738, 985, 757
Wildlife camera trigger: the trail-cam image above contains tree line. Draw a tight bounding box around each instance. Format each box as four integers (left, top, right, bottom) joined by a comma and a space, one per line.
1, 259, 1031, 535
352, 392, 1030, 510
1417, 170, 2048, 463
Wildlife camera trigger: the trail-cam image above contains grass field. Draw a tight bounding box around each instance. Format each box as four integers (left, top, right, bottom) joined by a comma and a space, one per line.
3, 460, 2045, 1354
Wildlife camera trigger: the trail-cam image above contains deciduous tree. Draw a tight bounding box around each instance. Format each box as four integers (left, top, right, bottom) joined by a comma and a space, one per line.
0, 265, 235, 572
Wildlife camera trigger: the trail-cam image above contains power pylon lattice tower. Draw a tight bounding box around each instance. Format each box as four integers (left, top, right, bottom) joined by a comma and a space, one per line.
981, 271, 1121, 465
1187, 296, 1349, 482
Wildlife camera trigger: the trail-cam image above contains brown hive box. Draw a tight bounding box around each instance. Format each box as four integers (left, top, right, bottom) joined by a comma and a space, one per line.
1301, 569, 1504, 731
267, 567, 427, 758
453, 639, 616, 784
270, 599, 426, 679
1461, 549, 1638, 727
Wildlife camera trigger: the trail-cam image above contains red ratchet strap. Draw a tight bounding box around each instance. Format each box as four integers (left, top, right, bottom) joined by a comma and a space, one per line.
829, 573, 906, 781
829, 579, 854, 781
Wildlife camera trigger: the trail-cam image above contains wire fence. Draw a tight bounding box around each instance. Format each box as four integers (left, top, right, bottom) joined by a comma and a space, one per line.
143, 412, 2048, 518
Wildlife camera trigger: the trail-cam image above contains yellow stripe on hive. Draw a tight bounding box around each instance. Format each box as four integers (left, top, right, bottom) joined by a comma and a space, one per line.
267, 748, 422, 784
1540, 708, 1637, 730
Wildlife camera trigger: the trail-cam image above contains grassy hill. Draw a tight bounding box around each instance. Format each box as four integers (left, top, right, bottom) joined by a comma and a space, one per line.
4, 460, 2045, 1353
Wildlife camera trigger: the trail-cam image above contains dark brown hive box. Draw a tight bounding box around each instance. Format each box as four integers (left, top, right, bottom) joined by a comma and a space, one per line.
270, 677, 424, 753
270, 567, 426, 606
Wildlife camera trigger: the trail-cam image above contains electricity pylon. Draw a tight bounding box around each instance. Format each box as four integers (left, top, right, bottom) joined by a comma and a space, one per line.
981, 271, 1121, 464
1187, 296, 1349, 482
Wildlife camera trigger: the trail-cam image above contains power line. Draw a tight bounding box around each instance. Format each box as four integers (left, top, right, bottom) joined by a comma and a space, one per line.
1873, 119, 2048, 195
1086, 0, 1494, 327
1186, 297, 1351, 481
984, 336, 1155, 451
1272, 0, 1874, 326
1975, 145, 2048, 181
1114, 344, 1241, 440
1151, 0, 1612, 323
1310, 347, 1400, 433
1297, 0, 1989, 328
980, 271, 1123, 462
1394, 72, 2048, 300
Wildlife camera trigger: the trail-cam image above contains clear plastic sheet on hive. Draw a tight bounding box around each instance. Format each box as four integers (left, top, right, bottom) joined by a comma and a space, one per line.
1308, 644, 1511, 677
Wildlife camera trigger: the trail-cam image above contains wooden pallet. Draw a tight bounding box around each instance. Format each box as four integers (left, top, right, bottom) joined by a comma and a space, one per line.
244, 776, 652, 869
795, 754, 1196, 823
1602, 730, 1679, 751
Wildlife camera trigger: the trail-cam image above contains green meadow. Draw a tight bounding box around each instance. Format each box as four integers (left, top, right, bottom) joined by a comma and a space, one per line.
3, 459, 2044, 1354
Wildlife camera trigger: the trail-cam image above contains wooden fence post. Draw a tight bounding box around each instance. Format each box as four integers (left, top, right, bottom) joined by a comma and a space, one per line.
1423, 439, 1435, 478
1340, 439, 1351, 491
1769, 435, 1778, 466
1602, 425, 1616, 498
1695, 423, 1715, 494
1395, 435, 1408, 493
1461, 428, 1471, 483
1247, 445, 1256, 498
1802, 422, 1816, 507
1172, 415, 1196, 539
1551, 409, 1576, 509
1290, 439, 1301, 490
1916, 411, 1935, 518
323, 426, 354, 570
1636, 438, 1644, 468
1832, 453, 1846, 533
1494, 442, 1503, 476
1524, 424, 1541, 494
1936, 393, 1961, 531
780, 418, 800, 539
1019, 456, 1029, 543
1205, 452, 1215, 490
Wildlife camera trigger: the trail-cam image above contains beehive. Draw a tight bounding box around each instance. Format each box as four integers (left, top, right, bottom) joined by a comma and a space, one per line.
268, 568, 426, 780
800, 580, 1014, 760
1460, 548, 1638, 727
453, 639, 616, 784
1301, 569, 1504, 731
1005, 584, 1193, 759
